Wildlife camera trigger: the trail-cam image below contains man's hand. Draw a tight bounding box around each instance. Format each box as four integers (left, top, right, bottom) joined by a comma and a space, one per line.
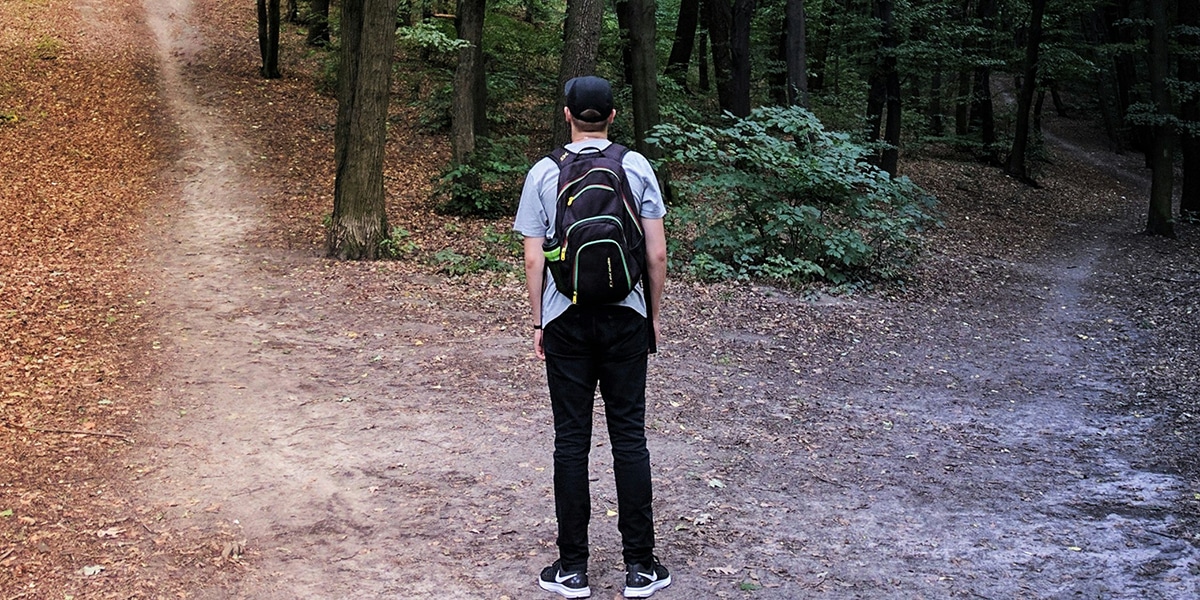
534, 328, 545, 361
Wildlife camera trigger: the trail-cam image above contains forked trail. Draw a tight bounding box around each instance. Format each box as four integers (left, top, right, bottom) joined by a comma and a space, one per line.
129, 0, 1198, 598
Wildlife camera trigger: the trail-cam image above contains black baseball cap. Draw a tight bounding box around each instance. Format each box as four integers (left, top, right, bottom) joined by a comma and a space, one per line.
564, 76, 614, 123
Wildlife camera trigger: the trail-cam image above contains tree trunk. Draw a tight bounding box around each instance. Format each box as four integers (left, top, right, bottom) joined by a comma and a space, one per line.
698, 32, 710, 91
451, 0, 487, 164
286, 0, 300, 23
329, 0, 400, 260
1006, 0, 1045, 182
783, 0, 808, 108
1144, 0, 1174, 237
929, 68, 943, 136
970, 0, 996, 155
1108, 0, 1152, 158
1049, 84, 1067, 116
626, 0, 662, 155
666, 0, 701, 88
615, 0, 635, 85
705, 0, 734, 113
880, 0, 900, 176
307, 0, 331, 47
257, 0, 282, 79
954, 69, 970, 135
553, 0, 605, 147
1180, 0, 1200, 221
864, 0, 900, 175
1083, 8, 1120, 150
729, 0, 755, 117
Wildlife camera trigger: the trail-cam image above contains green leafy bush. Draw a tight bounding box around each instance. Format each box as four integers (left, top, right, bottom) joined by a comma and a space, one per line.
433, 136, 531, 217
378, 226, 420, 259
648, 106, 939, 284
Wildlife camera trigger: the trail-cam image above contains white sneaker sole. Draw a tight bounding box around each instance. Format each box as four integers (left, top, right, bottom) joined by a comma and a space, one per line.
539, 579, 592, 599
623, 575, 672, 598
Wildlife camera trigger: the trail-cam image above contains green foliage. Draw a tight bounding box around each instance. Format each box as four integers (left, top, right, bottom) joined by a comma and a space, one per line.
316, 47, 340, 96
433, 136, 531, 217
397, 21, 469, 54
430, 247, 513, 276
648, 106, 939, 285
378, 227, 420, 258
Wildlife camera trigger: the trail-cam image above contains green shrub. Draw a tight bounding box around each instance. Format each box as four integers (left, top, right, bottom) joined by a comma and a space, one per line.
648, 106, 939, 285
433, 136, 531, 217
378, 226, 420, 258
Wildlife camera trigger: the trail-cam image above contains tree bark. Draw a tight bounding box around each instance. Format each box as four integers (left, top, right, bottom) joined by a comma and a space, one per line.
1144, 0, 1174, 237
1107, 0, 1151, 157
880, 0, 900, 175
1083, 8, 1121, 150
783, 0, 808, 108
625, 0, 662, 155
866, 0, 899, 175
666, 0, 701, 88
1006, 0, 1045, 182
329, 0, 400, 260
929, 68, 943, 136
257, 0, 282, 79
307, 0, 331, 47
705, 0, 734, 113
970, 0, 996, 155
954, 69, 970, 135
729, 0, 755, 117
1180, 0, 1200, 221
451, 0, 487, 164
553, 0, 605, 147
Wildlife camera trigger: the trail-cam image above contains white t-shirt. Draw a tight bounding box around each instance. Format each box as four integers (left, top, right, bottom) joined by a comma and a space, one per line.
512, 139, 666, 327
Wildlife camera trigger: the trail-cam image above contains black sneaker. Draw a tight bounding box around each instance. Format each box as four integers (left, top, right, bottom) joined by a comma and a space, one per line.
539, 560, 591, 599
624, 557, 671, 598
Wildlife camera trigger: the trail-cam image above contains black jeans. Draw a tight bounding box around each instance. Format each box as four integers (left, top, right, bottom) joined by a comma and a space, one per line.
543, 305, 655, 572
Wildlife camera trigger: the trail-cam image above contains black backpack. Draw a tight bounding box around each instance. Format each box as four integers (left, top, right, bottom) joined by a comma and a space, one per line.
543, 143, 646, 306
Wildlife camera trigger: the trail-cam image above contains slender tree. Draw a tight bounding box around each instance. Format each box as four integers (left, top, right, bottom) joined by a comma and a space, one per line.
866, 0, 899, 175
970, 0, 997, 156
451, 0, 487, 165
783, 0, 809, 107
257, 0, 282, 79
729, 0, 756, 117
328, 0, 401, 260
666, 0, 702, 89
1180, 0, 1200, 221
554, 0, 605, 146
1144, 0, 1173, 236
625, 0, 662, 154
705, 0, 735, 112
1006, 0, 1047, 181
307, 0, 331, 47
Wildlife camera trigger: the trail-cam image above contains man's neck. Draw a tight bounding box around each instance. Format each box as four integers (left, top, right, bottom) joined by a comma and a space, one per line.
570, 132, 609, 144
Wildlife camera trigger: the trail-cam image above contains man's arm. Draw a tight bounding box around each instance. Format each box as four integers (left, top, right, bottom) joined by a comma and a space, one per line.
523, 236, 547, 360
641, 218, 667, 344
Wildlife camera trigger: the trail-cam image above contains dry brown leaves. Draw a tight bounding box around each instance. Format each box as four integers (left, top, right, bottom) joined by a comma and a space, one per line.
0, 0, 178, 597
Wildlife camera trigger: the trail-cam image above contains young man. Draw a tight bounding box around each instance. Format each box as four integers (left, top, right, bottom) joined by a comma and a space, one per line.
512, 76, 671, 599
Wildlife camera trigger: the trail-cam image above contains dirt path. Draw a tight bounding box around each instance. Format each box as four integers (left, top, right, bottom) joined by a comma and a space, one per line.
124, 1, 1200, 599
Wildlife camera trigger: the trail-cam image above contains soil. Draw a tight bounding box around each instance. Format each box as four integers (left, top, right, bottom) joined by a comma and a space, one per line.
2, 0, 1199, 599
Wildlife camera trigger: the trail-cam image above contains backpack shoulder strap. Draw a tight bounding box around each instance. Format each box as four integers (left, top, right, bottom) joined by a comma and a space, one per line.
547, 147, 576, 168
601, 143, 630, 162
